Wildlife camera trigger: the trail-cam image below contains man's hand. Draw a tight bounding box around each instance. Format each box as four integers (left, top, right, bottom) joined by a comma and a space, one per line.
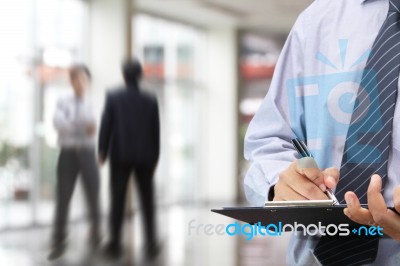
86, 123, 96, 136
344, 174, 400, 240
98, 154, 105, 166
273, 158, 339, 201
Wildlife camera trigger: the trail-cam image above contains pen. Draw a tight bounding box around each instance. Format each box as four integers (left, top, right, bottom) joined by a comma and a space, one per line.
291, 138, 339, 204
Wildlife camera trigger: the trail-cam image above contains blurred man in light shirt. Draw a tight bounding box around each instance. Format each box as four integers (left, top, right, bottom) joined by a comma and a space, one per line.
49, 64, 100, 260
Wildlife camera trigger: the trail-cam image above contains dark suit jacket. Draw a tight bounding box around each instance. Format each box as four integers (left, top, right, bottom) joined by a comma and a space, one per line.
99, 85, 160, 166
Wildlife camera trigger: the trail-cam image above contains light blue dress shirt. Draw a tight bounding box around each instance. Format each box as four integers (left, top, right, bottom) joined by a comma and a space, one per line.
244, 0, 400, 265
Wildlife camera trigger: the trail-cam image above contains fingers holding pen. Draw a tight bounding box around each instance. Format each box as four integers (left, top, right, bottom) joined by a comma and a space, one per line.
273, 135, 343, 202
274, 180, 308, 201
321, 167, 340, 189
296, 158, 328, 191
275, 160, 328, 200
296, 158, 340, 193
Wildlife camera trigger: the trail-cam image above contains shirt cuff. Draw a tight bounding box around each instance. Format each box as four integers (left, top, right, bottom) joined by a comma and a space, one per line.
244, 162, 280, 206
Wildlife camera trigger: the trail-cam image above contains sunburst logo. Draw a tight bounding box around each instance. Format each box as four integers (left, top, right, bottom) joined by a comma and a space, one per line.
315, 39, 371, 71
286, 39, 382, 167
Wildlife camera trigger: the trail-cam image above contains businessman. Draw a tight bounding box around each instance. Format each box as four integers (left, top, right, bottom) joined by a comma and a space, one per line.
98, 59, 160, 258
50, 64, 100, 260
245, 0, 400, 265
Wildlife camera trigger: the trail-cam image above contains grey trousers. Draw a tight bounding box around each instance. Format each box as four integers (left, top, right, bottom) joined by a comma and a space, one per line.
52, 147, 100, 244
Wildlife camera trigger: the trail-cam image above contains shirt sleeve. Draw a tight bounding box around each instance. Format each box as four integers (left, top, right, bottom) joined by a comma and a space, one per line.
243, 10, 308, 206
53, 98, 73, 134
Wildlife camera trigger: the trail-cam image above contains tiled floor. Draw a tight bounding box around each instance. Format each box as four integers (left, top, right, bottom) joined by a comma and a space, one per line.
0, 205, 291, 266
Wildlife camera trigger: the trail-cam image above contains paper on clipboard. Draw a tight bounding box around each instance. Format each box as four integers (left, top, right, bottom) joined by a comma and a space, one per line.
264, 199, 336, 207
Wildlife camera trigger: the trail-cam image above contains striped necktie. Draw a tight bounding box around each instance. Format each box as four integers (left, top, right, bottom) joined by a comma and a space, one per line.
314, 1, 400, 265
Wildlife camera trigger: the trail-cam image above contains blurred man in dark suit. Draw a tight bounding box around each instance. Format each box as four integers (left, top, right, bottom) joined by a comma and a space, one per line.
98, 59, 160, 259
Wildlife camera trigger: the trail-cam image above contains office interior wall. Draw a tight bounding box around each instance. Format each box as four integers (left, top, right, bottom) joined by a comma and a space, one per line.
88, 0, 132, 210
201, 28, 238, 204
88, 0, 131, 112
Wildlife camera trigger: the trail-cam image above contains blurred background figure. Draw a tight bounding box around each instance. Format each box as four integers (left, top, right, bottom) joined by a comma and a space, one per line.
98, 59, 160, 260
0, 1, 312, 265
49, 64, 100, 260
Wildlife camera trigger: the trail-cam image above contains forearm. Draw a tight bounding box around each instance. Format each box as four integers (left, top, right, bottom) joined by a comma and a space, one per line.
54, 112, 73, 134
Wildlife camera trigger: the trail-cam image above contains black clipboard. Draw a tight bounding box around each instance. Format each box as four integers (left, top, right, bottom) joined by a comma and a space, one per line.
211, 205, 397, 232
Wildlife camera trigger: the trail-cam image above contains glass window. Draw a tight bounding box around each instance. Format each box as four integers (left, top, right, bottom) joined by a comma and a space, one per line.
0, 0, 88, 229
